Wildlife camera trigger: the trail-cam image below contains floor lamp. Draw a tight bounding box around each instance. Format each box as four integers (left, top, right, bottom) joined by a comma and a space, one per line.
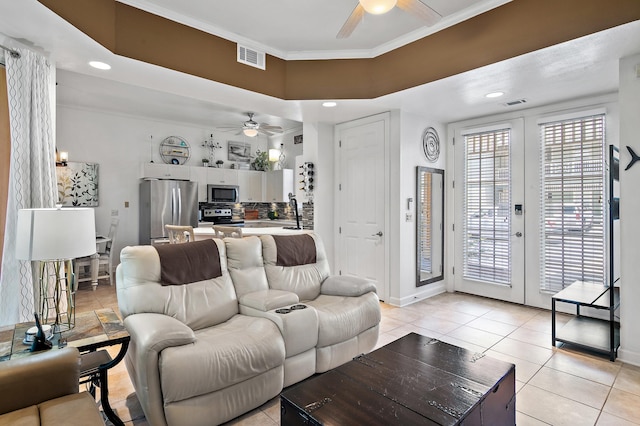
16, 207, 96, 332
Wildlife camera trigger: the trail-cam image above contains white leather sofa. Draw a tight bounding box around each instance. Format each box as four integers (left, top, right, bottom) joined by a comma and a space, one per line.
116, 233, 380, 426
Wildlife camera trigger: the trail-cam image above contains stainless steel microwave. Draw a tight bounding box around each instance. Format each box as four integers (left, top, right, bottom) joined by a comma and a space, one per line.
207, 184, 239, 203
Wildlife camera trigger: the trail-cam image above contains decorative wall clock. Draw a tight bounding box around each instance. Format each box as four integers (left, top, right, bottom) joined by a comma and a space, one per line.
422, 127, 440, 162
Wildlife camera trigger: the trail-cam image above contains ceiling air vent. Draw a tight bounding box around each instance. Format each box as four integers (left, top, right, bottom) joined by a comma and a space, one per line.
504, 99, 527, 106
237, 45, 265, 70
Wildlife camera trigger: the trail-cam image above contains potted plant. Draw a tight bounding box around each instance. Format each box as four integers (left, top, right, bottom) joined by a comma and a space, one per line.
216, 160, 224, 168
251, 150, 269, 171
202, 158, 210, 167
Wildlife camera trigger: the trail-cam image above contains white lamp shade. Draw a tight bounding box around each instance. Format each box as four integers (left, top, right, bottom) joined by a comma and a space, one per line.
16, 208, 97, 261
359, 0, 397, 14
268, 149, 281, 162
243, 128, 258, 137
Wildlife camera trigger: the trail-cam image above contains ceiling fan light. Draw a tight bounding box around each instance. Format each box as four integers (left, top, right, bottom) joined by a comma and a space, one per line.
243, 128, 259, 137
359, 0, 397, 15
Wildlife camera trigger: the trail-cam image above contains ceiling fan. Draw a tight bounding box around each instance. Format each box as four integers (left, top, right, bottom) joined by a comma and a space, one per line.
337, 0, 442, 39
218, 112, 284, 138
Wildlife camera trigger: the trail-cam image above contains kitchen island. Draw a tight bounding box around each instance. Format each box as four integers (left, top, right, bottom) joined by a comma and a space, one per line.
193, 226, 310, 241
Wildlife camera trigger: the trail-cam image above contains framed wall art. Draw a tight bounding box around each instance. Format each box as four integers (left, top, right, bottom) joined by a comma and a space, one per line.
56, 162, 99, 206
228, 141, 252, 163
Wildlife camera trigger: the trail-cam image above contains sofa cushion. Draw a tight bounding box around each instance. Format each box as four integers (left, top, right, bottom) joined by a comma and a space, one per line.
225, 236, 270, 298
260, 234, 330, 301
118, 242, 239, 330
159, 314, 285, 403
155, 239, 221, 285
0, 405, 39, 426
38, 392, 104, 426
306, 292, 381, 347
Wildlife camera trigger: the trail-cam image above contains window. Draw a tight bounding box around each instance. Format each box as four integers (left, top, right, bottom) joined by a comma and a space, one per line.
540, 114, 605, 293
463, 128, 511, 285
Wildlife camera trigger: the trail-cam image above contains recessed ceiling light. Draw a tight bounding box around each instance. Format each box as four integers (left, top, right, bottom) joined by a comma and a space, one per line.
485, 91, 504, 98
89, 61, 111, 70
322, 101, 337, 108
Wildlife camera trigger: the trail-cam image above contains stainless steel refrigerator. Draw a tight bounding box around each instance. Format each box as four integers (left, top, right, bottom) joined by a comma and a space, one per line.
139, 179, 198, 244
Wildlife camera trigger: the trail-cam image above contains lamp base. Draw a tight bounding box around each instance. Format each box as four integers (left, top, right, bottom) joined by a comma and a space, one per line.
38, 259, 76, 331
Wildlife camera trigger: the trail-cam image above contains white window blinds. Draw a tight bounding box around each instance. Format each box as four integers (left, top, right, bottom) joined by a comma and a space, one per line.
540, 114, 605, 293
463, 128, 511, 285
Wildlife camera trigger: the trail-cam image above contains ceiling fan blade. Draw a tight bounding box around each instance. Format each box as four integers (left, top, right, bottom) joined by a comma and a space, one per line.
260, 124, 283, 132
396, 0, 442, 26
337, 3, 365, 39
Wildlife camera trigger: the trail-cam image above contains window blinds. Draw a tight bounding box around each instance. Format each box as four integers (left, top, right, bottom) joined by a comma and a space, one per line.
463, 129, 511, 285
539, 114, 605, 293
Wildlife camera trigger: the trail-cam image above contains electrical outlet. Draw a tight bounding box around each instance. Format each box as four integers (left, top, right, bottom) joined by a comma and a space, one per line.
405, 213, 412, 222
111, 209, 119, 217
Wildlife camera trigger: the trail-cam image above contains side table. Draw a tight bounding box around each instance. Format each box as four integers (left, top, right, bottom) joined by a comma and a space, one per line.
0, 308, 130, 425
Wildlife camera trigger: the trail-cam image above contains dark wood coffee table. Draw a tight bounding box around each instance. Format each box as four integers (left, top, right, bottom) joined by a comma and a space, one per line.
281, 333, 515, 425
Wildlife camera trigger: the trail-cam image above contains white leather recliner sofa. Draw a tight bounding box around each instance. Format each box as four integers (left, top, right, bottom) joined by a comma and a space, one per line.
116, 233, 380, 426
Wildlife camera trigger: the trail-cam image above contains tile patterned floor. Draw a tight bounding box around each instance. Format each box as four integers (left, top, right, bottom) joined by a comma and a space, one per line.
77, 282, 640, 425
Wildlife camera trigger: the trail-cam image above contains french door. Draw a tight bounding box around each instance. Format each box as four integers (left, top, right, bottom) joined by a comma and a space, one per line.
454, 119, 525, 304
453, 112, 607, 309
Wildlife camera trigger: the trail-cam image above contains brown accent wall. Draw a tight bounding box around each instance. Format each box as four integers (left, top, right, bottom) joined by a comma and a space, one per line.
0, 66, 10, 272
37, 0, 640, 100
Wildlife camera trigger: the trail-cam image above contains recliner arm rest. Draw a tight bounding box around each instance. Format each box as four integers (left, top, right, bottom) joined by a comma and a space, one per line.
0, 347, 81, 415
320, 275, 377, 297
124, 313, 195, 353
239, 289, 299, 312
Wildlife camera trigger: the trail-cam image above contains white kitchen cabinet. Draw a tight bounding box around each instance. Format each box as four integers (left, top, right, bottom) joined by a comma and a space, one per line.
238, 170, 264, 202
265, 169, 294, 202
190, 167, 208, 201
207, 167, 238, 185
141, 162, 191, 180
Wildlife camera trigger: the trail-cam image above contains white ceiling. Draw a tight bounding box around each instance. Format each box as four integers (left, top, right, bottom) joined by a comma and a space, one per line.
1, 0, 639, 131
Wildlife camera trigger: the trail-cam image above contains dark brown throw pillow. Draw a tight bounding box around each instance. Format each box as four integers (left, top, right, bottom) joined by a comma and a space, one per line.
273, 234, 317, 267
154, 239, 222, 285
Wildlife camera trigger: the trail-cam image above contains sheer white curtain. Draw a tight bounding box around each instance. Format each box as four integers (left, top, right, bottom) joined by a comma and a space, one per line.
0, 48, 57, 326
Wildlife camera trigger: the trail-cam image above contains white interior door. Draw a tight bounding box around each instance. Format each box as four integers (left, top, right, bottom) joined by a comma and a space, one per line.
335, 116, 388, 302
454, 119, 525, 304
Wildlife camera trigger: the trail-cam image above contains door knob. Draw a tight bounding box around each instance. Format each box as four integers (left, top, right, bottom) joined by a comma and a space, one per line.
514, 231, 523, 237
372, 231, 383, 237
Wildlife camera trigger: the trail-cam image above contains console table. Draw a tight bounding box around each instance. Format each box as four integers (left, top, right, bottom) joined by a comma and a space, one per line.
0, 308, 130, 426
281, 332, 515, 425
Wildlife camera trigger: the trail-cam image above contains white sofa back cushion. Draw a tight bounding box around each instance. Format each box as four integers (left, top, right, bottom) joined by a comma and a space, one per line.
260, 234, 330, 301
117, 240, 238, 331
225, 236, 270, 299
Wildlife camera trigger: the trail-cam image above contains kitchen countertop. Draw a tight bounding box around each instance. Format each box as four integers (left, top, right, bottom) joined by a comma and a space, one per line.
193, 226, 309, 240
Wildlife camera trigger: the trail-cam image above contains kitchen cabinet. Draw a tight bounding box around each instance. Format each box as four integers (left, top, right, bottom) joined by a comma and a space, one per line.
265, 169, 293, 202
140, 162, 191, 180
207, 167, 238, 185
238, 170, 264, 202
189, 167, 208, 201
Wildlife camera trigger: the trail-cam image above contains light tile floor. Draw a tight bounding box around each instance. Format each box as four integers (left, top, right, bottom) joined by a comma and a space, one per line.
77, 282, 640, 425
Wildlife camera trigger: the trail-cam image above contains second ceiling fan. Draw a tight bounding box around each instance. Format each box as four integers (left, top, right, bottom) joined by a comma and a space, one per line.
337, 0, 442, 39
218, 112, 284, 138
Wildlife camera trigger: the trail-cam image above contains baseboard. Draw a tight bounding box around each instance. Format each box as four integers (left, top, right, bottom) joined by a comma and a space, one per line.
387, 282, 446, 307
618, 347, 640, 367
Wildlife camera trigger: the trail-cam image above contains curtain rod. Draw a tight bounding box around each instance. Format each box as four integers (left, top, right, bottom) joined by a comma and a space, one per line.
0, 43, 20, 58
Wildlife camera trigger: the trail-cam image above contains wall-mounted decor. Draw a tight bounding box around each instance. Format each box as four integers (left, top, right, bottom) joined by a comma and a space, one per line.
625, 145, 639, 170
160, 136, 191, 165
228, 141, 252, 163
56, 162, 99, 206
294, 134, 303, 144
422, 127, 440, 162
